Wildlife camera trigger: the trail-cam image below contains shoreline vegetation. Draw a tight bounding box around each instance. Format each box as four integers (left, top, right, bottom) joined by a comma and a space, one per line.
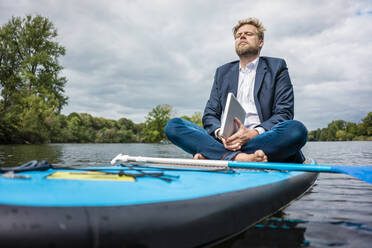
1, 15, 371, 145
1, 106, 371, 144
307, 113, 372, 142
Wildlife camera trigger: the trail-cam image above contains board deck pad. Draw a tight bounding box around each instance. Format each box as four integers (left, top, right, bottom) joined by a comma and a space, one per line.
46, 171, 135, 182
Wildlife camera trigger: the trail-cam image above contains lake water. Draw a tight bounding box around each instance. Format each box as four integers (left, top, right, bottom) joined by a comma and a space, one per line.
1, 142, 371, 248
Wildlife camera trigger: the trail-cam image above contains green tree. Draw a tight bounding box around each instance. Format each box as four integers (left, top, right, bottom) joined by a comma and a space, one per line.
17, 94, 62, 143
181, 112, 203, 127
315, 128, 321, 141
117, 118, 138, 142
308, 130, 316, 141
346, 122, 359, 137
142, 104, 172, 143
361, 112, 372, 136
0, 15, 67, 143
319, 128, 328, 141
118, 117, 135, 130
65, 113, 82, 142
0, 15, 67, 110
326, 120, 346, 141
48, 114, 68, 143
336, 130, 347, 141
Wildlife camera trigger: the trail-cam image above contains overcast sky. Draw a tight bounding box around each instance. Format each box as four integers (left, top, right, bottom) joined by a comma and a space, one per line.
1, 0, 371, 130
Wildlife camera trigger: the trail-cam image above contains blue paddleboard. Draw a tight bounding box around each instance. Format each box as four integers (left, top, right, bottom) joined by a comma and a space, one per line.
0, 161, 318, 248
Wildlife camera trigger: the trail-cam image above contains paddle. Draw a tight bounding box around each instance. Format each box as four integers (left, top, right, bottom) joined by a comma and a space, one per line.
111, 154, 372, 184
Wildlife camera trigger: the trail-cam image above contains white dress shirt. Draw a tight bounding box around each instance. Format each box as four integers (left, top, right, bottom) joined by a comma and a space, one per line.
237, 57, 265, 134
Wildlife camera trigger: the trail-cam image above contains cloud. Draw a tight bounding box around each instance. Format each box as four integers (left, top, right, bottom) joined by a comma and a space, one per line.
1, 0, 371, 130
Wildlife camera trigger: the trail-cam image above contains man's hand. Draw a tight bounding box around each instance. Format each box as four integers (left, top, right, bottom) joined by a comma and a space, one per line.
222, 118, 259, 151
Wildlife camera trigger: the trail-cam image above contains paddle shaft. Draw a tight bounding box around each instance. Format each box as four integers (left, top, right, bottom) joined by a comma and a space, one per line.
111, 154, 332, 172
229, 161, 333, 172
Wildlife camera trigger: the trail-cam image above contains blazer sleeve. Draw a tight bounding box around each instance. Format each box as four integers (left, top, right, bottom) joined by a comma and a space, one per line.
258, 59, 294, 131
202, 68, 223, 136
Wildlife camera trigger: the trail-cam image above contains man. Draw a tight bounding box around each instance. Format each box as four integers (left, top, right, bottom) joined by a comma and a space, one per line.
165, 18, 307, 163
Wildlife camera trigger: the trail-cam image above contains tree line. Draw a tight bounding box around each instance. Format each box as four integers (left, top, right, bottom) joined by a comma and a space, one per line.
0, 99, 201, 144
308, 112, 372, 141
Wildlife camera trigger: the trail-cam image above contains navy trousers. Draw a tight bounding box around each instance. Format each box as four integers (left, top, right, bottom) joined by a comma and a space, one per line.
165, 118, 307, 163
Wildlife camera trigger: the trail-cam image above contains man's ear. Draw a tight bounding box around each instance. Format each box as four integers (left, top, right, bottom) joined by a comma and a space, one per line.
259, 39, 264, 49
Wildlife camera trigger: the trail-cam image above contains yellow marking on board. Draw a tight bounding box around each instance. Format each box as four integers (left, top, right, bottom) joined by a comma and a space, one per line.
47, 171, 135, 182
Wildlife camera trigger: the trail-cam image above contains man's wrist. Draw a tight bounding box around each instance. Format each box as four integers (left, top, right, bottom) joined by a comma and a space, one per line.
254, 127, 265, 135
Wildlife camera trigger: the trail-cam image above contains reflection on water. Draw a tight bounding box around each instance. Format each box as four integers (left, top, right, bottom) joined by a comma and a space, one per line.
213, 212, 309, 248
1, 141, 372, 247
0, 144, 63, 167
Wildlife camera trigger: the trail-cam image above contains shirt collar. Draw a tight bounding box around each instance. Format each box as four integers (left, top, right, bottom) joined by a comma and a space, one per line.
239, 57, 259, 72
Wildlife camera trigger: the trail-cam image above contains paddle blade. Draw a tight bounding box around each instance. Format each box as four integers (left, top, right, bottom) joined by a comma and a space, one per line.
331, 166, 372, 184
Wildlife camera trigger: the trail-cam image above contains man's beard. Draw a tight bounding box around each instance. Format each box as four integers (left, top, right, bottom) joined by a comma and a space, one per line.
235, 44, 260, 57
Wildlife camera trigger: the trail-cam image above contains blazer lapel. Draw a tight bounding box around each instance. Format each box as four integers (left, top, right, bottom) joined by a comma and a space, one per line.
228, 63, 239, 97
220, 64, 239, 110
254, 58, 267, 122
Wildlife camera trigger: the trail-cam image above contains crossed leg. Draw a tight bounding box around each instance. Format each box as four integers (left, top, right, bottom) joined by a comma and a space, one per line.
165, 118, 307, 163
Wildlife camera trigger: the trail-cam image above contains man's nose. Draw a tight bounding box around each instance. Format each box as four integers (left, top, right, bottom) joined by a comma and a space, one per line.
240, 32, 250, 39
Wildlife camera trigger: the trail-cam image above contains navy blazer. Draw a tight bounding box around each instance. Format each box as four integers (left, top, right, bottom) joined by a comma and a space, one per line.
203, 56, 294, 136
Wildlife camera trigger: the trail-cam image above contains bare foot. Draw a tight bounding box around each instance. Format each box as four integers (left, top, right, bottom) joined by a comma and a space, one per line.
233, 150, 268, 162
193, 153, 206, 160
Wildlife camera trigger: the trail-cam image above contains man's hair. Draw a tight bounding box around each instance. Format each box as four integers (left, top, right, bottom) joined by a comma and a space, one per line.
233, 18, 266, 41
